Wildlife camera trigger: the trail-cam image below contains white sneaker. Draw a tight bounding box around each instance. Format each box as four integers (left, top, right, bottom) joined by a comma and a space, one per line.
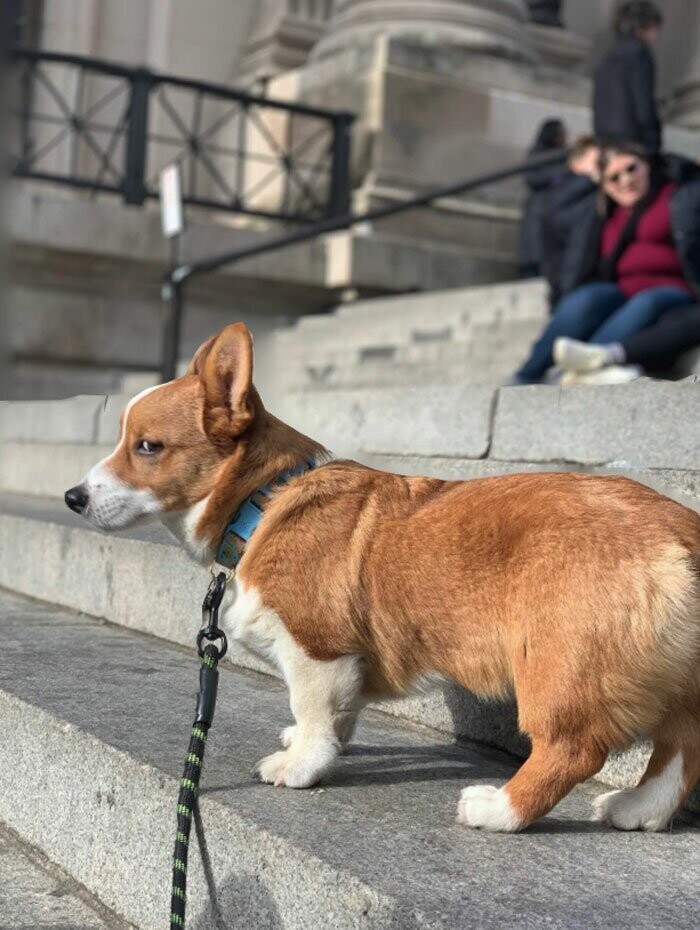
553, 337, 609, 373
560, 365, 643, 386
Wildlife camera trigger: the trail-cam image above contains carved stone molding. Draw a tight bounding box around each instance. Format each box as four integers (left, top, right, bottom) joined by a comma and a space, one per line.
310, 0, 535, 64
528, 22, 590, 72
237, 0, 334, 86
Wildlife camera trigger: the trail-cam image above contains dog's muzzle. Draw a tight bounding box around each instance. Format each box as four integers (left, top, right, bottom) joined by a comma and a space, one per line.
65, 484, 89, 515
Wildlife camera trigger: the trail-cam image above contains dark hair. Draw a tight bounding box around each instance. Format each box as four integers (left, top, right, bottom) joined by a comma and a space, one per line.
598, 139, 651, 173
615, 1, 663, 38
596, 139, 659, 214
532, 119, 566, 151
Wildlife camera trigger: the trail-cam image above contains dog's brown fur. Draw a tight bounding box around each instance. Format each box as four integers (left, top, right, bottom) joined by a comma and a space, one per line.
104, 323, 700, 827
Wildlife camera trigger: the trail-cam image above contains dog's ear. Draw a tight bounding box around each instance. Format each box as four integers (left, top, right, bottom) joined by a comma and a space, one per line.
193, 323, 255, 440
186, 334, 218, 377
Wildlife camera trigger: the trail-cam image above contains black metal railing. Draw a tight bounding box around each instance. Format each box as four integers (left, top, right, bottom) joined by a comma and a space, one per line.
9, 48, 354, 223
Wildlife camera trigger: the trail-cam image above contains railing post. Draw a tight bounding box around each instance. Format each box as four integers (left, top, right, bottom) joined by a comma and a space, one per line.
161, 275, 184, 383
16, 59, 35, 175
327, 113, 353, 218
124, 68, 152, 206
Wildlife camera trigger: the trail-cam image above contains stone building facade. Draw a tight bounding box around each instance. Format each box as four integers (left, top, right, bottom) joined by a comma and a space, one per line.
21, 1, 700, 122
4, 1, 700, 400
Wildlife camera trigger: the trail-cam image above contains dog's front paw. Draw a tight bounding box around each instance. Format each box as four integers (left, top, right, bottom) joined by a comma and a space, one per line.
255, 749, 324, 789
457, 785, 522, 832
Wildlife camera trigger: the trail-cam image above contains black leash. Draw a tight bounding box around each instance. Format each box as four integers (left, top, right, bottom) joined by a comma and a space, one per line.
171, 572, 229, 930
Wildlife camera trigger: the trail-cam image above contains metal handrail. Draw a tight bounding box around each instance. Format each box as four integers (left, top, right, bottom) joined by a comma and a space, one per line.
171, 150, 568, 283
160, 149, 569, 380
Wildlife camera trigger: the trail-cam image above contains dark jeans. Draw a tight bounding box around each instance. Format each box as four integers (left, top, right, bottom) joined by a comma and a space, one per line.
623, 304, 700, 366
516, 283, 692, 382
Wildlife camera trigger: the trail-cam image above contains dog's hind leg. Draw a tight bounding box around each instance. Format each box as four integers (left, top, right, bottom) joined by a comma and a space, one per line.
257, 644, 363, 789
593, 712, 700, 831
458, 735, 607, 832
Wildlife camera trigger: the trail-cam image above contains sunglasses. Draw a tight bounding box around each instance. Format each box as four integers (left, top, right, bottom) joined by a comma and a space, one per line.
603, 160, 641, 186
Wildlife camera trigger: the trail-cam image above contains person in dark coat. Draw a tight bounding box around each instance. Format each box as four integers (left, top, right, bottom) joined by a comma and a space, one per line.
514, 141, 700, 384
593, 1, 663, 154
519, 119, 568, 279
538, 136, 600, 307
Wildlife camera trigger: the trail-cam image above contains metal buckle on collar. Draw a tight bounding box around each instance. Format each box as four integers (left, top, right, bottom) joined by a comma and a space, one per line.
197, 571, 228, 660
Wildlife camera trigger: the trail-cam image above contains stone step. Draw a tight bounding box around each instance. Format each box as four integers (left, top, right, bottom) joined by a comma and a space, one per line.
288, 347, 529, 390
2, 380, 700, 505
333, 279, 548, 325
0, 489, 698, 813
3, 436, 699, 525
9, 360, 139, 403
0, 393, 127, 445
277, 379, 700, 479
273, 280, 549, 389
1, 588, 698, 930
1, 442, 114, 499
0, 822, 133, 929
281, 280, 548, 352
282, 321, 540, 368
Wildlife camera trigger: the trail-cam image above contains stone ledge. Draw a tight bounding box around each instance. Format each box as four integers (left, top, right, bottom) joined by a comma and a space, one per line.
359, 454, 700, 511
0, 443, 114, 499
3, 591, 695, 930
0, 822, 130, 929
0, 395, 129, 446
0, 396, 105, 444
279, 383, 496, 458
492, 381, 700, 470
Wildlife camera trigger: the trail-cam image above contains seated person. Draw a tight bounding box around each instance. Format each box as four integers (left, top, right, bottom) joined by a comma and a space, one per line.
519, 118, 569, 279
538, 135, 600, 308
514, 141, 700, 384
553, 303, 700, 384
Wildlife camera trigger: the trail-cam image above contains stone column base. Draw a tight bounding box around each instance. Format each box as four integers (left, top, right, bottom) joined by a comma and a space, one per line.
528, 23, 591, 72
311, 0, 535, 64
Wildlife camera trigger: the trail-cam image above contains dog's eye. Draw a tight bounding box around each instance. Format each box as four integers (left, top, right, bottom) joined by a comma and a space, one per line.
136, 440, 163, 455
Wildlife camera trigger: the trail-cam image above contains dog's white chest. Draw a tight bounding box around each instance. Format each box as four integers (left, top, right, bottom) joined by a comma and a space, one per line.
221, 581, 288, 669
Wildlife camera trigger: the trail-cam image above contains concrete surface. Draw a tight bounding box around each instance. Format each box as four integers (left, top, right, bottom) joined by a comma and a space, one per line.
0, 589, 698, 930
280, 383, 496, 458
0, 822, 132, 929
274, 280, 549, 389
0, 492, 698, 812
0, 396, 107, 444
0, 392, 127, 447
0, 443, 114, 499
3, 438, 700, 510
492, 381, 700, 469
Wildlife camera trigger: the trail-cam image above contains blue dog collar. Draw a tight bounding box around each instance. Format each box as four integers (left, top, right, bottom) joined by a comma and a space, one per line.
214, 459, 317, 570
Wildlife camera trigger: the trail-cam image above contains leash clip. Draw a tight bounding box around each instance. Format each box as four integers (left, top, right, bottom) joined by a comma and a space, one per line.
197, 571, 228, 660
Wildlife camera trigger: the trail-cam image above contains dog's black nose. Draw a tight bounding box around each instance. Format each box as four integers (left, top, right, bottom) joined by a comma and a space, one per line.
65, 485, 89, 515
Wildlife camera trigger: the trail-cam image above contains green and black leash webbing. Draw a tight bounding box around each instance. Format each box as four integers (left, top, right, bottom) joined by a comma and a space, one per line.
171, 571, 229, 930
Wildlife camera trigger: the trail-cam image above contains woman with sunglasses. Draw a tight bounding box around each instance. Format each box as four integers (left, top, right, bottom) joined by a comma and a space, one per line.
514, 142, 700, 384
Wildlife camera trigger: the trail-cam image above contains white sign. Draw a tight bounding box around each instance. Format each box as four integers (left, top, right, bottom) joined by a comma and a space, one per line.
159, 163, 184, 239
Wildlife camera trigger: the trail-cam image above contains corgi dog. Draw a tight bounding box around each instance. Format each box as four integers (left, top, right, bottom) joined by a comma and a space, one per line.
65, 322, 700, 832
